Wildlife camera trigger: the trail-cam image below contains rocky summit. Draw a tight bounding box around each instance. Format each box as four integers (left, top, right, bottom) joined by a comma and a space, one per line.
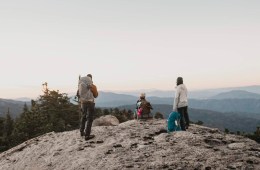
0, 119, 260, 170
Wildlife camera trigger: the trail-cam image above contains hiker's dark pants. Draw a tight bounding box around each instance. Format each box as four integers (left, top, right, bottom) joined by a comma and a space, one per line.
177, 106, 189, 131
80, 102, 95, 137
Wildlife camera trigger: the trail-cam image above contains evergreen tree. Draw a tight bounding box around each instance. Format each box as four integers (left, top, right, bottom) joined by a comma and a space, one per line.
0, 117, 5, 136
36, 83, 79, 132
196, 120, 204, 125
4, 108, 14, 138
0, 117, 6, 152
94, 108, 103, 119
1, 83, 81, 152
0, 108, 14, 150
245, 126, 260, 143
126, 109, 133, 120
23, 103, 29, 112
12, 83, 79, 146
224, 128, 229, 134
12, 101, 43, 143
154, 112, 164, 119
103, 109, 109, 115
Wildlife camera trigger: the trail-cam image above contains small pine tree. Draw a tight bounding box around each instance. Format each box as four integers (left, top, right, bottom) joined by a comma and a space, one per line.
255, 127, 260, 136
103, 109, 110, 115
4, 108, 14, 137
1, 108, 14, 149
224, 128, 229, 134
154, 112, 164, 119
196, 120, 203, 125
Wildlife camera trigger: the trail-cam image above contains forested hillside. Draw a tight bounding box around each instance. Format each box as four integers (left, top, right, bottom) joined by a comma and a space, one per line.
0, 85, 134, 153
0, 99, 29, 118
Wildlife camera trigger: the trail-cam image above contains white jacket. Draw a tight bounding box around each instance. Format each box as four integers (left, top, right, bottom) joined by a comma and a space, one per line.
173, 84, 188, 110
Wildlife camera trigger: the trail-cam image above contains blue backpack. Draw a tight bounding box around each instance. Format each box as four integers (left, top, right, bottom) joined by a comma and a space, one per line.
167, 111, 181, 132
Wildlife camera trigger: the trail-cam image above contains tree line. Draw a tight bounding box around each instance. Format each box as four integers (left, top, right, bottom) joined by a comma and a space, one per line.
0, 84, 140, 152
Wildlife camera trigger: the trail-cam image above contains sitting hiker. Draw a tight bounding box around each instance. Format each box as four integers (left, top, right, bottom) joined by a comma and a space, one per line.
135, 93, 153, 119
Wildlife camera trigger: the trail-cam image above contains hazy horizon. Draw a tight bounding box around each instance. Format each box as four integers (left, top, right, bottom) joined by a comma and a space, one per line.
3, 84, 260, 100
1, 1, 260, 98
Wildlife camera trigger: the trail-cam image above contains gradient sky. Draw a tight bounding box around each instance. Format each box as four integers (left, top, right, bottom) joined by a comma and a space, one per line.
1, 0, 260, 99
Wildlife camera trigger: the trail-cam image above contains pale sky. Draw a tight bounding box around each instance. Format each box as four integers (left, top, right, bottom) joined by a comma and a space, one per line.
1, 0, 260, 99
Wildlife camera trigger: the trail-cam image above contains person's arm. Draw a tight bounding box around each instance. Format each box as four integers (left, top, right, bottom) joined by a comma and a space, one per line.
76, 79, 81, 99
148, 102, 153, 110
76, 90, 79, 97
136, 100, 140, 109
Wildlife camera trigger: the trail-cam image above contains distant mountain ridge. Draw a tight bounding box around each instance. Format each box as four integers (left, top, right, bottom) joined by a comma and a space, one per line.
110, 85, 260, 98
95, 91, 172, 107
188, 85, 260, 99
189, 98, 260, 114
210, 90, 260, 99
2, 88, 260, 118
95, 91, 260, 114
0, 98, 30, 118
14, 97, 32, 102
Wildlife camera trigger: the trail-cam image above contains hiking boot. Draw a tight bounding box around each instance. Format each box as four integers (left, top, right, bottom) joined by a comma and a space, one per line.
80, 131, 85, 137
85, 135, 95, 141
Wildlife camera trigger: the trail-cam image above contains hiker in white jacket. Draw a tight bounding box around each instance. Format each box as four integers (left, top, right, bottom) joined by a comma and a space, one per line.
173, 77, 190, 130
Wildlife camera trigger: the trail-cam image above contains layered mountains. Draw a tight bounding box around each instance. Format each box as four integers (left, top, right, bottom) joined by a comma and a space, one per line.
210, 90, 260, 99
0, 99, 29, 118
113, 85, 260, 98
1, 86, 260, 133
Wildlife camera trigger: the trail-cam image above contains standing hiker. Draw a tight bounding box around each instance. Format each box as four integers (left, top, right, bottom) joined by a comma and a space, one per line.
78, 74, 98, 140
173, 77, 190, 130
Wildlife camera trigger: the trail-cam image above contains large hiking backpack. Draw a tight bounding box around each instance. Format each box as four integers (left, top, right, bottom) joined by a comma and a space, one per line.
167, 111, 181, 132
139, 100, 152, 118
78, 76, 94, 102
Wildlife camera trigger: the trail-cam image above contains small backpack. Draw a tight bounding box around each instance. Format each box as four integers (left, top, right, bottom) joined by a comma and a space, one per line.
140, 101, 152, 114
91, 84, 98, 98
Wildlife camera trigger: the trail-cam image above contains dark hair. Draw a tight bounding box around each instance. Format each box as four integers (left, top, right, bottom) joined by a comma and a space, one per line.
177, 77, 183, 86
87, 74, 92, 79
140, 96, 145, 99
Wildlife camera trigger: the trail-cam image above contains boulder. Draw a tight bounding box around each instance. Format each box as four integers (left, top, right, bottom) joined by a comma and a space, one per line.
92, 115, 119, 126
